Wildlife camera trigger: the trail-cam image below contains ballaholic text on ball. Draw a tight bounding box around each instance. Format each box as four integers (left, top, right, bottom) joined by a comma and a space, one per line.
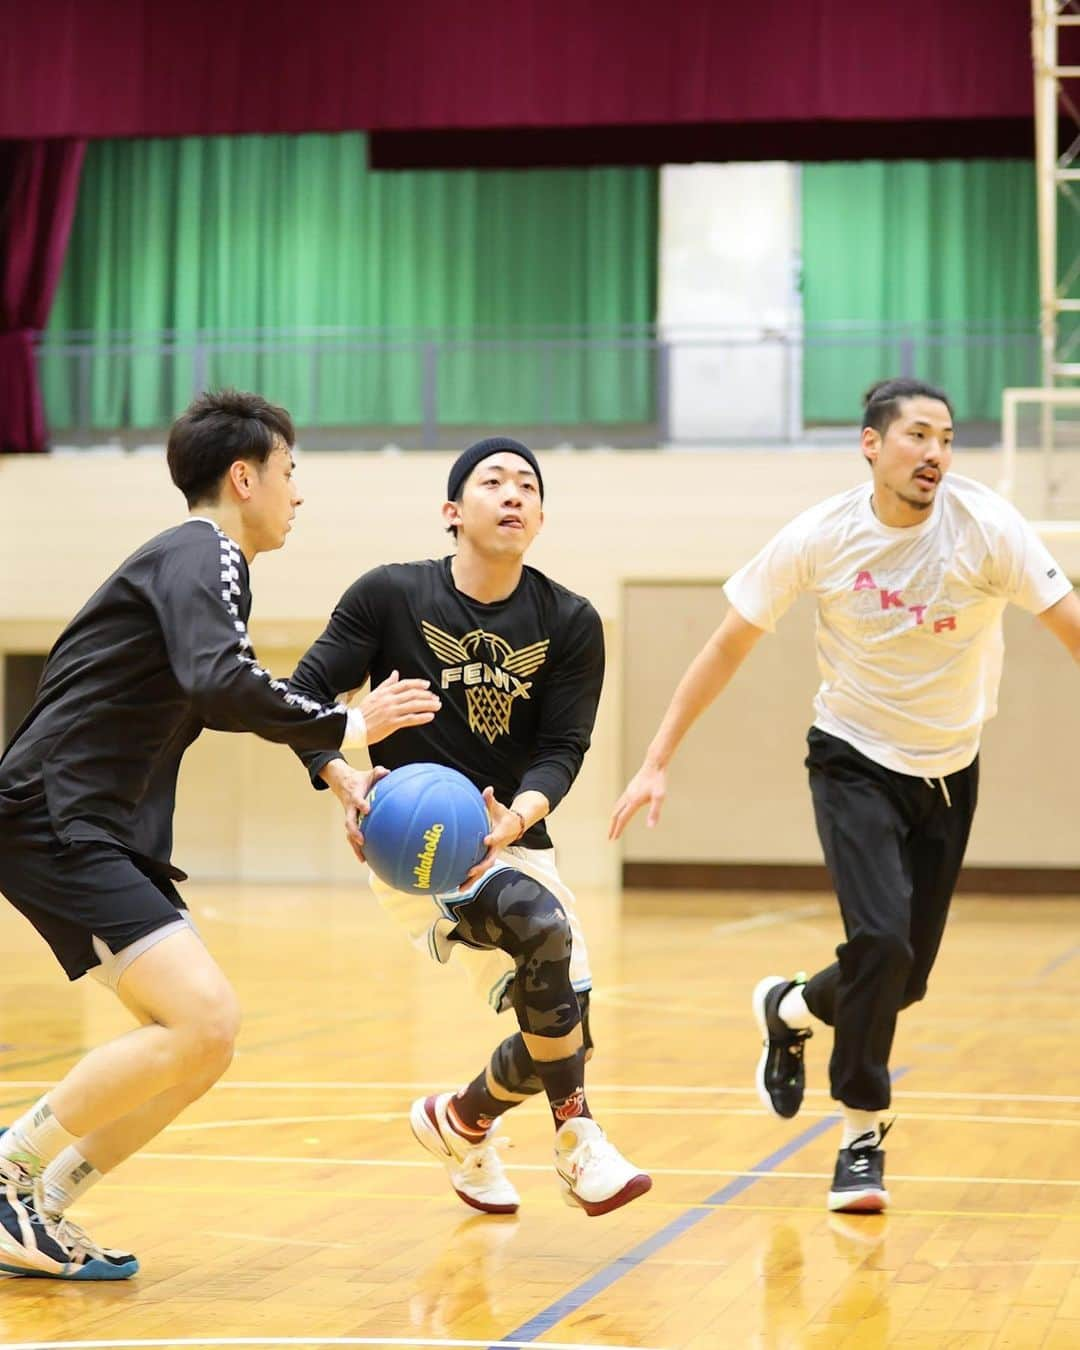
412, 823, 445, 890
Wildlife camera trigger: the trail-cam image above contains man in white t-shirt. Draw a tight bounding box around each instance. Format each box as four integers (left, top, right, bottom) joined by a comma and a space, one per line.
609, 378, 1080, 1214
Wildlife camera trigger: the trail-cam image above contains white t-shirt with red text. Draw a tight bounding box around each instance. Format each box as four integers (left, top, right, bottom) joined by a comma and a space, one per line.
723, 473, 1072, 776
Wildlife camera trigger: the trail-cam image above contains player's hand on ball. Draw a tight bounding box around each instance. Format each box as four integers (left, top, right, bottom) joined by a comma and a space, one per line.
463, 787, 518, 884
326, 763, 389, 862
359, 670, 441, 745
609, 763, 667, 840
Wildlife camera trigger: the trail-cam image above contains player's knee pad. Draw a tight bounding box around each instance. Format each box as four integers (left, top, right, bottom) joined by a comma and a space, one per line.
506, 879, 572, 965
490, 1032, 541, 1097
510, 974, 580, 1038
461, 870, 579, 1036
468, 870, 573, 966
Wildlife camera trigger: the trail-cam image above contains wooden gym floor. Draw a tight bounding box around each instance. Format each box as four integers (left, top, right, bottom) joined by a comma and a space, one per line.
0, 881, 1077, 1350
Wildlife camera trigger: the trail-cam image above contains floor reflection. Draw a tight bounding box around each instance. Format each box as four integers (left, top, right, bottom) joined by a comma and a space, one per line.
409, 1212, 520, 1336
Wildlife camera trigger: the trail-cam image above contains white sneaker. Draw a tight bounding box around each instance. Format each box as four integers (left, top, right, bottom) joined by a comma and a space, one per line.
554, 1116, 652, 1216
410, 1093, 520, 1215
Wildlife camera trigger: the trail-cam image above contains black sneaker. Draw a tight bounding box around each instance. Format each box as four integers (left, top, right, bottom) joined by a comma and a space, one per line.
752, 974, 812, 1118
827, 1122, 893, 1214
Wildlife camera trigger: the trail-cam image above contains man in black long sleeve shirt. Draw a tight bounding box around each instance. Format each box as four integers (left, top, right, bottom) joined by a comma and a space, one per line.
294, 555, 602, 852
0, 391, 436, 1281
290, 436, 650, 1218
1, 519, 350, 876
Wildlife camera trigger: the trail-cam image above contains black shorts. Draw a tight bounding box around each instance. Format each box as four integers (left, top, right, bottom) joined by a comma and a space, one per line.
0, 805, 185, 982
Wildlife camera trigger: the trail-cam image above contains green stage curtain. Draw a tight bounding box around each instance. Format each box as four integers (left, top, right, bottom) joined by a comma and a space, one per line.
801, 160, 1053, 423
41, 134, 657, 430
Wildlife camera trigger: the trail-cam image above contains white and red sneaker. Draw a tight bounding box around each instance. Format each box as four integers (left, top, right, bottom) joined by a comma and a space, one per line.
554, 1117, 652, 1217
410, 1093, 520, 1215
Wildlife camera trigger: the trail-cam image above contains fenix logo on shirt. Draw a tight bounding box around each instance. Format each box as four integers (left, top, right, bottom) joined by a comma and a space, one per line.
851, 569, 957, 633
421, 621, 550, 744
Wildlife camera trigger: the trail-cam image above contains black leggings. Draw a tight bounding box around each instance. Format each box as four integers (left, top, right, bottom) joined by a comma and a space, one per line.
803, 728, 978, 1111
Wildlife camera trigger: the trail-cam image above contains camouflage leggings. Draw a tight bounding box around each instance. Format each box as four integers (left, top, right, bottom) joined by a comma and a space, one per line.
450, 868, 593, 1094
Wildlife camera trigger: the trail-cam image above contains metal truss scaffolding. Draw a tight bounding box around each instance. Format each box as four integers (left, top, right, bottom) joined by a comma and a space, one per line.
1034, 0, 1080, 444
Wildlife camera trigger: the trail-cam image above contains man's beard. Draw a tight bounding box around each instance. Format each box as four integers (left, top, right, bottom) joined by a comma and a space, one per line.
897, 486, 934, 513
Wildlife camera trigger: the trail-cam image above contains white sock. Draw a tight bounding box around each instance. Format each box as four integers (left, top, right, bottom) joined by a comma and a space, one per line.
777, 983, 813, 1031
40, 1147, 102, 1217
0, 1096, 79, 1180
841, 1108, 882, 1150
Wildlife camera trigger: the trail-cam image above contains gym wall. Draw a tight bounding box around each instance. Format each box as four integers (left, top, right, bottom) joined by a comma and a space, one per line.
1, 448, 1076, 890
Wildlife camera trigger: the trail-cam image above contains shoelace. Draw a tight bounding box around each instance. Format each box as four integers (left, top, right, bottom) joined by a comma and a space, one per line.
28, 1179, 107, 1262
38, 1212, 105, 1262
781, 1036, 807, 1085
563, 1130, 620, 1174
767, 1021, 810, 1051
461, 1134, 510, 1177
591, 1135, 622, 1165
20, 1204, 93, 1263
847, 1117, 895, 1155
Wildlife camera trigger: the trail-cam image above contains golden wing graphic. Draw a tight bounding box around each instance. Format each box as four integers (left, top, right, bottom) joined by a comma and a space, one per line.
502, 638, 550, 678
421, 620, 471, 665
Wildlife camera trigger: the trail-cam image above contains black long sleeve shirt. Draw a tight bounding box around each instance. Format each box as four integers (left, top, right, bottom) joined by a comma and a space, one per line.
0, 519, 346, 878
289, 558, 605, 850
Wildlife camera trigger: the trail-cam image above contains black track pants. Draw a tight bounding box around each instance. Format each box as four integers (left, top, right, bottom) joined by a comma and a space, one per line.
802, 728, 979, 1111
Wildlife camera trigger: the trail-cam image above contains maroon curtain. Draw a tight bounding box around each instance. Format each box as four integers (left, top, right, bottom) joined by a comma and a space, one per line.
0, 139, 85, 453
0, 0, 1032, 139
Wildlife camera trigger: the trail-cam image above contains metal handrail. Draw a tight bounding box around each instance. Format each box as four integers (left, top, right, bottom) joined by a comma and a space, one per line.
36, 319, 1040, 346
35, 323, 1042, 446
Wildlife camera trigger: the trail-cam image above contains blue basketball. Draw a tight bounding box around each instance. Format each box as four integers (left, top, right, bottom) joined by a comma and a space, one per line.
362, 762, 489, 895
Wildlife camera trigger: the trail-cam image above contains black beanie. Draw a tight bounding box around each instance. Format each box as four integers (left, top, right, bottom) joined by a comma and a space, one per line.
446, 436, 544, 504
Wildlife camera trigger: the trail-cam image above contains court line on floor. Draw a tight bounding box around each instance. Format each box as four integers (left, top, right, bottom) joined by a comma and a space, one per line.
6, 1079, 1078, 1104
0, 1339, 660, 1350
488, 1068, 908, 1347
0, 1094, 39, 1113
712, 1202, 1079, 1221
710, 903, 828, 935
206, 1229, 373, 1251
97, 1182, 1080, 1223
1037, 941, 1080, 978
0, 1050, 91, 1077
943, 1258, 1080, 1268
138, 1151, 1080, 1188
150, 1107, 1080, 1132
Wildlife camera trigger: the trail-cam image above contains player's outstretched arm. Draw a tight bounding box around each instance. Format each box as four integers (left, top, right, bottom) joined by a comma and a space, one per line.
153, 535, 353, 751
290, 569, 440, 785
1037, 589, 1080, 664
357, 669, 441, 744
609, 606, 765, 840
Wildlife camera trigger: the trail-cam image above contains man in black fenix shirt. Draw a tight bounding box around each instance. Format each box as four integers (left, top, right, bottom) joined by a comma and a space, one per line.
0, 391, 437, 1280
290, 436, 651, 1218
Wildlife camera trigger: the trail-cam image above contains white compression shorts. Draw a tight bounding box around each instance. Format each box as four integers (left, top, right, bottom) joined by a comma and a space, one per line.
367, 844, 592, 1013
88, 909, 202, 993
